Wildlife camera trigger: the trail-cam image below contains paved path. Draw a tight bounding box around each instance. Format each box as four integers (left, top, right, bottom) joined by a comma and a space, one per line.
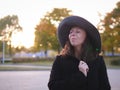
107, 69, 120, 90
0, 71, 50, 90
0, 69, 119, 90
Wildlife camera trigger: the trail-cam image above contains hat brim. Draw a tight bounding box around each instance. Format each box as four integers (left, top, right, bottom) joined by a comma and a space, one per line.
57, 16, 101, 53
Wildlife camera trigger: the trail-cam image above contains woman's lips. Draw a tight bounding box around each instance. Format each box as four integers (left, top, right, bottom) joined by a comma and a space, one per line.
71, 38, 76, 41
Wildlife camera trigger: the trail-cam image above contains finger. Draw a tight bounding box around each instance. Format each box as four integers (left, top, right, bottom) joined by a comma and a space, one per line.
86, 68, 89, 72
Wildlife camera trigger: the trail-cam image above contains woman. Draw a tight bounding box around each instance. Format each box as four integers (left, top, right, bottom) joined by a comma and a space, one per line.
48, 16, 111, 90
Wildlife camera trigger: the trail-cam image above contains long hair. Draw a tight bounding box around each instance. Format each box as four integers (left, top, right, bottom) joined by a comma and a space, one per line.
60, 36, 98, 62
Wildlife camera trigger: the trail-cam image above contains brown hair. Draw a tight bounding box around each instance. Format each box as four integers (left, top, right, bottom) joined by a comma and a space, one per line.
60, 37, 98, 62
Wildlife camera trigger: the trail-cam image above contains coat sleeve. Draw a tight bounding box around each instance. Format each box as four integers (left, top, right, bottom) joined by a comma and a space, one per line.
48, 55, 87, 90
98, 56, 111, 90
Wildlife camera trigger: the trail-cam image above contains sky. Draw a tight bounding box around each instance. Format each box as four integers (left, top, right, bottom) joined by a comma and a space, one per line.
0, 0, 119, 48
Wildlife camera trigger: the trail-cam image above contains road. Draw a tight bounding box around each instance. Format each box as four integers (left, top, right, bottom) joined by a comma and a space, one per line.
108, 69, 120, 90
0, 69, 119, 90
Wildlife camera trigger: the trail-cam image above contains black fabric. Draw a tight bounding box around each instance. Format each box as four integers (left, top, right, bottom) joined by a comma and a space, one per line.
48, 55, 111, 90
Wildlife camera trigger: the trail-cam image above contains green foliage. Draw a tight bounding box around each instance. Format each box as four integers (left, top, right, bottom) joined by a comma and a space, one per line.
0, 15, 22, 55
45, 8, 72, 22
34, 18, 57, 51
104, 56, 120, 66
12, 57, 54, 64
0, 15, 22, 34
98, 1, 120, 55
34, 8, 72, 52
111, 60, 120, 66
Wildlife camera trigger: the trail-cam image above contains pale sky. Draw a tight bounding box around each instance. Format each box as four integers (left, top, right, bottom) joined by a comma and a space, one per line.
0, 0, 119, 48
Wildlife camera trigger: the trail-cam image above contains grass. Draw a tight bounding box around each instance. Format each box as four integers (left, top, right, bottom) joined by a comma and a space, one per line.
0, 60, 53, 71
2, 60, 54, 66
0, 56, 120, 71
0, 66, 45, 71
103, 56, 120, 69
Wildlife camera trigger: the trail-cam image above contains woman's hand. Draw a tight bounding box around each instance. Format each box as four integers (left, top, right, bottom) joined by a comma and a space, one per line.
78, 61, 89, 77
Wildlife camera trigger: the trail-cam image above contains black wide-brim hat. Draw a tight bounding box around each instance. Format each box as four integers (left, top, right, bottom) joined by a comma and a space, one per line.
57, 15, 101, 53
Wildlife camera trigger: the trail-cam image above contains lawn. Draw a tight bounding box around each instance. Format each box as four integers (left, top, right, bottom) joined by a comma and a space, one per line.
0, 56, 120, 71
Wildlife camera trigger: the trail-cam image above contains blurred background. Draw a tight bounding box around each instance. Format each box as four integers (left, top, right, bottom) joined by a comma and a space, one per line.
0, 1, 120, 90
0, 0, 120, 67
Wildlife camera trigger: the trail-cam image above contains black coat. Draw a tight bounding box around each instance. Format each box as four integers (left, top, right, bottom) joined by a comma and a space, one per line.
48, 55, 111, 90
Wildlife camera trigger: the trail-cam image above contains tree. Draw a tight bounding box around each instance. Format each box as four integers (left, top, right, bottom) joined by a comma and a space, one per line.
34, 18, 56, 51
45, 8, 72, 24
0, 41, 2, 52
34, 8, 72, 53
0, 15, 22, 56
98, 2, 120, 56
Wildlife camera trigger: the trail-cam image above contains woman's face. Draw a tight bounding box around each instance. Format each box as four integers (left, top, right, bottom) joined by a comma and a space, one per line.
69, 27, 86, 47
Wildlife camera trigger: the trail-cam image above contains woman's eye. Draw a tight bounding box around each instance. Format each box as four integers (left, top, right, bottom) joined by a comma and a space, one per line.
76, 31, 80, 33
70, 31, 73, 34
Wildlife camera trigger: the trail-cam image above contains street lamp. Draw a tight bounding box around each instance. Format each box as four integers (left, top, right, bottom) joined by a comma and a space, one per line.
0, 30, 6, 64
2, 37, 5, 64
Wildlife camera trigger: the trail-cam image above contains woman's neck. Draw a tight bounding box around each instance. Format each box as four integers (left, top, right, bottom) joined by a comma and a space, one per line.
74, 46, 82, 60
